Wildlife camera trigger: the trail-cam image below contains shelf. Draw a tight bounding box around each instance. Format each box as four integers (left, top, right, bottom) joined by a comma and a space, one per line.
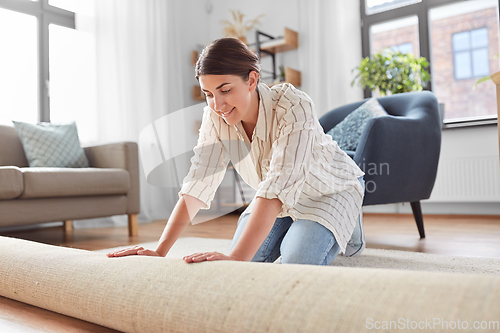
191, 50, 198, 66
192, 85, 205, 101
268, 67, 302, 88
285, 67, 301, 87
259, 27, 298, 54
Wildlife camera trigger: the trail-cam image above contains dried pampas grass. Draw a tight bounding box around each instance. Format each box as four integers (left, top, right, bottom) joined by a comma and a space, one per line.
221, 10, 264, 44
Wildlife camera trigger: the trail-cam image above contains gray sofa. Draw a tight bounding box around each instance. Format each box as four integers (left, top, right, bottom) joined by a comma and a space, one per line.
0, 125, 140, 236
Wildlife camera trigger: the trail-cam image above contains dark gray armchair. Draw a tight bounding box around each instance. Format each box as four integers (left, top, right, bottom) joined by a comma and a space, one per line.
319, 91, 441, 238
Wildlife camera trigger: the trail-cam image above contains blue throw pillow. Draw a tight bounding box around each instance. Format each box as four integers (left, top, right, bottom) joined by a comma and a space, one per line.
12, 121, 89, 168
326, 98, 388, 151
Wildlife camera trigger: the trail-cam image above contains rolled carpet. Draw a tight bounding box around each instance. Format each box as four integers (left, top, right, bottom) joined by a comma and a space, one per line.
0, 236, 499, 333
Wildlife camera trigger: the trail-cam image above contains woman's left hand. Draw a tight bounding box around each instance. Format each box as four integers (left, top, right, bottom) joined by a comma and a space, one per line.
183, 251, 237, 263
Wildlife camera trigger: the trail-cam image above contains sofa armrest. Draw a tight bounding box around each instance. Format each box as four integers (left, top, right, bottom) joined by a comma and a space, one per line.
354, 113, 441, 205
83, 142, 140, 214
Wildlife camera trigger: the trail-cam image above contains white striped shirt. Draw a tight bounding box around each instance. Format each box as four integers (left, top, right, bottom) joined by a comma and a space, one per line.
179, 82, 364, 252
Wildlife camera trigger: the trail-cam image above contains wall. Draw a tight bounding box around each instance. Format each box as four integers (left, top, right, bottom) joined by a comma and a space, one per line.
363, 124, 500, 215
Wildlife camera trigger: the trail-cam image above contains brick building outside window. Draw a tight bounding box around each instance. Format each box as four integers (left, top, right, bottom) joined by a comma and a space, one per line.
367, 0, 499, 122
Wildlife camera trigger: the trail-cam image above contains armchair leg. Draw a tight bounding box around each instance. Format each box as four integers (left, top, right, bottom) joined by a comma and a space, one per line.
410, 201, 425, 239
64, 220, 73, 233
128, 214, 138, 237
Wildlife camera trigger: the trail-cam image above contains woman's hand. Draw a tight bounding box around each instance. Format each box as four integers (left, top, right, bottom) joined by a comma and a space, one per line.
183, 252, 237, 263
106, 246, 161, 258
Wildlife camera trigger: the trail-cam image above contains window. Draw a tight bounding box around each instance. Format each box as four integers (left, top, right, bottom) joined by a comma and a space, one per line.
48, 0, 79, 13
429, 1, 498, 121
49, 23, 97, 143
361, 0, 500, 124
370, 16, 419, 56
366, 0, 422, 15
0, 0, 75, 124
0, 8, 38, 125
452, 28, 489, 80
393, 42, 413, 54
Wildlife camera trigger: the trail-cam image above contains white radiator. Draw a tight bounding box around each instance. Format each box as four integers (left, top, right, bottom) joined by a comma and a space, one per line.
428, 155, 500, 202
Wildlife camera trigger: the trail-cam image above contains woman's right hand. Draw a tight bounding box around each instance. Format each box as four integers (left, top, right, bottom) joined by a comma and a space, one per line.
106, 246, 161, 258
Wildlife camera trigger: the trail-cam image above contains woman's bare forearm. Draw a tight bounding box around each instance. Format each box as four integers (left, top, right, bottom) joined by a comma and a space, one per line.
155, 194, 205, 257
229, 197, 282, 261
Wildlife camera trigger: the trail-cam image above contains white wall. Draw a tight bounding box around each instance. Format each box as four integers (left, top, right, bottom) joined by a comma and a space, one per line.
363, 125, 500, 215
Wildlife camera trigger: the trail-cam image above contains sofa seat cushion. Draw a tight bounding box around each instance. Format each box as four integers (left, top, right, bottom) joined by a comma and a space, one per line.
19, 168, 130, 199
0, 166, 24, 200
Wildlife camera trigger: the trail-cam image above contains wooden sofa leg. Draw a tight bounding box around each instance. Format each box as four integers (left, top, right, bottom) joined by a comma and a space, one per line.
64, 220, 73, 233
410, 201, 425, 239
128, 214, 138, 237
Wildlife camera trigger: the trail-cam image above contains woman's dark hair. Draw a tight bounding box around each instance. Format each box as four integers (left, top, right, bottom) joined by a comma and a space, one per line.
195, 37, 261, 82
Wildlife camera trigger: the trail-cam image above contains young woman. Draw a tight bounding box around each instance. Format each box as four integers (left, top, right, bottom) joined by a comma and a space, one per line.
107, 37, 365, 265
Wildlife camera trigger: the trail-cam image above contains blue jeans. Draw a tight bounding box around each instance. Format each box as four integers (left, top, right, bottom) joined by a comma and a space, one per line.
230, 176, 365, 266
230, 214, 340, 266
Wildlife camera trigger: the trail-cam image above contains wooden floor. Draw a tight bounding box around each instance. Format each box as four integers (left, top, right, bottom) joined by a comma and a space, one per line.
2, 212, 500, 258
1, 212, 500, 332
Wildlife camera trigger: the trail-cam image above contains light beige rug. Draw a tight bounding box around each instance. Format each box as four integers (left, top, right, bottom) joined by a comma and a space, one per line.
96, 237, 500, 275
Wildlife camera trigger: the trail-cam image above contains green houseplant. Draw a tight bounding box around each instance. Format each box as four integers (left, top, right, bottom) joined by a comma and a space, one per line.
351, 50, 430, 95
473, 53, 499, 90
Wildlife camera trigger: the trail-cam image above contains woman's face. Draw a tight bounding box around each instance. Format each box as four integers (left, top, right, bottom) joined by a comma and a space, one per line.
199, 72, 259, 126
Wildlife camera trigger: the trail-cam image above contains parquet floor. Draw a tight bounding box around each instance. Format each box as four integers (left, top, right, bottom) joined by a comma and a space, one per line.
3, 212, 500, 258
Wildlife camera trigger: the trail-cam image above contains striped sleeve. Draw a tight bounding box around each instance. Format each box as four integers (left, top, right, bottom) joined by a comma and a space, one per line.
178, 107, 229, 209
255, 93, 315, 211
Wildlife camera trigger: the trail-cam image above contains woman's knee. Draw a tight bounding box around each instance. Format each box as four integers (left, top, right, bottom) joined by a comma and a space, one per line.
280, 243, 337, 265
280, 219, 339, 266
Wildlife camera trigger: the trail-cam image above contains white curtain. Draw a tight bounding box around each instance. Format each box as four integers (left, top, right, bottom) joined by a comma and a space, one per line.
298, 0, 364, 117
74, 0, 185, 228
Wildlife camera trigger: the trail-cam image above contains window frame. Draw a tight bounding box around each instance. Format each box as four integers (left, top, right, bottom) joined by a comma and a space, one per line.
0, 0, 75, 123
360, 0, 500, 127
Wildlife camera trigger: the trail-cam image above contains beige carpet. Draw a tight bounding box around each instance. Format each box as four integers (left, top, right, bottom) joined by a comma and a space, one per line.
96, 237, 500, 275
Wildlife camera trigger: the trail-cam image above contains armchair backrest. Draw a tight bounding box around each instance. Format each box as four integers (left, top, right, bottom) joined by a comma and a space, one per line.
319, 91, 442, 206
0, 125, 29, 167
320, 91, 441, 132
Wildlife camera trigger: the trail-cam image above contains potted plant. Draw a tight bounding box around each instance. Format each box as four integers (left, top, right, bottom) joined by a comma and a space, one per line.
351, 49, 430, 95
350, 49, 440, 123
473, 53, 498, 89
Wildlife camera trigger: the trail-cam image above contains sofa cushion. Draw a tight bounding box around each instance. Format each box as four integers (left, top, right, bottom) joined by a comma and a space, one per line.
0, 125, 29, 167
12, 121, 89, 168
326, 97, 388, 151
19, 168, 130, 199
0, 166, 24, 200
